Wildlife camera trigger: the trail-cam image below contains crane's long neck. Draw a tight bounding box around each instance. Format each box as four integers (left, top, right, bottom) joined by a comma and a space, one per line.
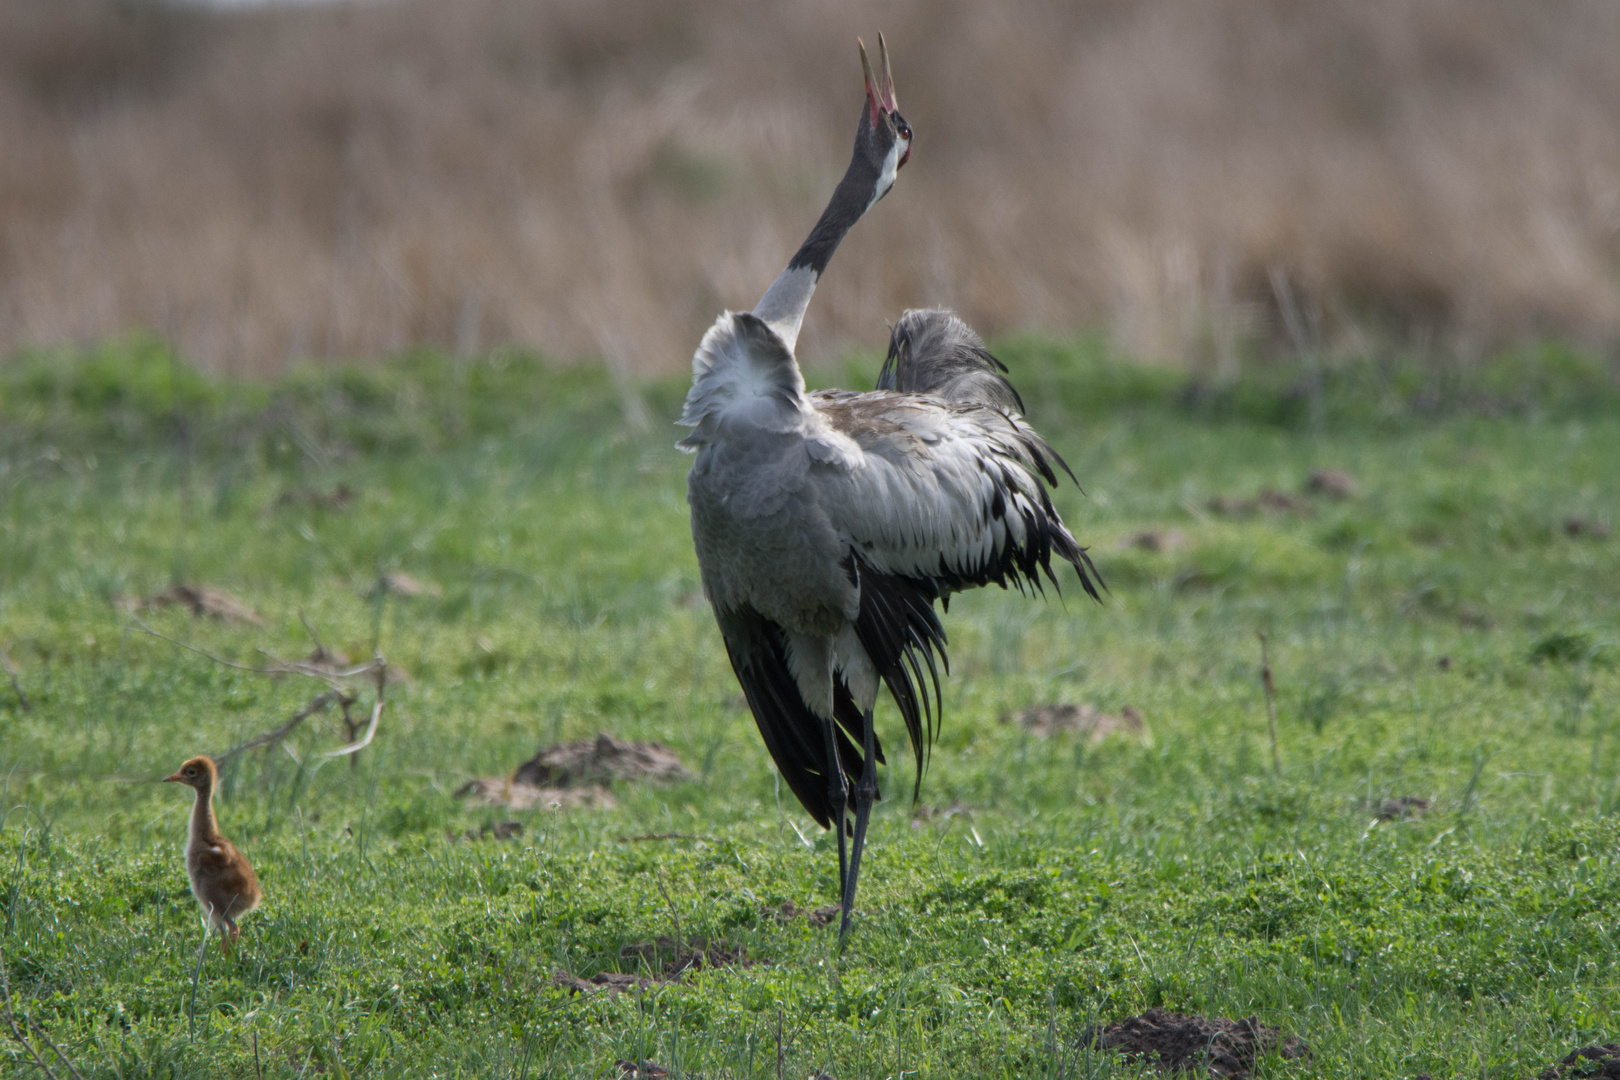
753, 124, 885, 352
189, 780, 222, 847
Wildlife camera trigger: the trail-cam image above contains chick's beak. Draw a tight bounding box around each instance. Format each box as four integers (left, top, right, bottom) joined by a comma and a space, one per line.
162, 772, 185, 783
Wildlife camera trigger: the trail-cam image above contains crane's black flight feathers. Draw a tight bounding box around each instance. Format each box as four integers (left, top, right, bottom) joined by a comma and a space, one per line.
715, 605, 884, 830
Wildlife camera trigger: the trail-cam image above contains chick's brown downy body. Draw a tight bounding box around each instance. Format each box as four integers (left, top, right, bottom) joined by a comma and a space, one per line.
164, 755, 261, 953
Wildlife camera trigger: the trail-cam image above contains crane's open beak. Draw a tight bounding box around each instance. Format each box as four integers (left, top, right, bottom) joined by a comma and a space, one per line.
859, 36, 901, 122
859, 37, 882, 128
877, 33, 898, 115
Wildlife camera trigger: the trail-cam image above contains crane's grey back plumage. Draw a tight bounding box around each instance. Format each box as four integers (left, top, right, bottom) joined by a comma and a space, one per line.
877, 308, 1024, 413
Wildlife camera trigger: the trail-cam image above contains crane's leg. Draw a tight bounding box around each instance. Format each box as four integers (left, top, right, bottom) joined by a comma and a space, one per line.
840, 707, 879, 939
821, 714, 849, 906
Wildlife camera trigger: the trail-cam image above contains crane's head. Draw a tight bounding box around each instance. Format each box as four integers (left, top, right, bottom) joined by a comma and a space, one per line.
857, 34, 911, 207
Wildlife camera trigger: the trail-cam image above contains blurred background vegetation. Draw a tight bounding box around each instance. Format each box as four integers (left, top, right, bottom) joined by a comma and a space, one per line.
1, 0, 1618, 382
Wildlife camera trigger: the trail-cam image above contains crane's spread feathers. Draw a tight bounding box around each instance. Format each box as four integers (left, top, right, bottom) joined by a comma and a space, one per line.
684, 312, 1099, 821
807, 390, 1100, 601
877, 308, 1025, 413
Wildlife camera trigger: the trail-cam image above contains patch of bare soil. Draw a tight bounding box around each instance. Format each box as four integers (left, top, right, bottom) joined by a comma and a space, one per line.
552, 937, 757, 1001
457, 732, 691, 811
1009, 703, 1144, 742
453, 779, 615, 811
1373, 795, 1431, 820
1123, 529, 1187, 553
1083, 1008, 1310, 1078
1536, 1044, 1620, 1080
269, 485, 355, 514
514, 732, 694, 788
760, 900, 844, 928
138, 584, 263, 625
619, 936, 759, 978
550, 970, 662, 995
1306, 469, 1360, 499
1207, 491, 1314, 517
615, 1062, 671, 1079
1564, 516, 1613, 540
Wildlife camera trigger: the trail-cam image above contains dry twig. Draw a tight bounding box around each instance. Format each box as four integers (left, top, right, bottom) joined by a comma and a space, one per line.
129, 615, 386, 766
212, 691, 346, 766
1, 945, 85, 1080
0, 651, 27, 713
316, 658, 386, 763
1259, 631, 1280, 777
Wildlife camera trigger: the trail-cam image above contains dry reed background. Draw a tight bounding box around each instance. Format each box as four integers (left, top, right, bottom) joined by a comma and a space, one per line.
2, 0, 1618, 375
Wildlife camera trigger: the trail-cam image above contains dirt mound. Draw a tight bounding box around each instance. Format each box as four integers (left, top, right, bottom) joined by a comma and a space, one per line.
1537, 1044, 1620, 1080
619, 936, 758, 978
760, 900, 844, 928
1306, 469, 1359, 499
552, 936, 755, 998
1564, 517, 1613, 540
514, 733, 693, 788
1010, 703, 1143, 742
453, 779, 614, 812
269, 485, 356, 514
1373, 796, 1430, 820
615, 1063, 671, 1080
456, 732, 690, 811
1207, 491, 1314, 517
1123, 529, 1187, 553
550, 970, 661, 995
137, 584, 263, 625
1083, 1008, 1310, 1078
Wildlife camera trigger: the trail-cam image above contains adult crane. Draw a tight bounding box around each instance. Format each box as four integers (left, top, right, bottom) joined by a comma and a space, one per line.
679, 37, 1100, 937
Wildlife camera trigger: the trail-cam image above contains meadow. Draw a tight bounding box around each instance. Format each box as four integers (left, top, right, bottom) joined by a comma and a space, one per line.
1, 337, 1618, 1078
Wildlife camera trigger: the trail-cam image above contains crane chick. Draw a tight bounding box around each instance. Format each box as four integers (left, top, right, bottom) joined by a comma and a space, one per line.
163, 755, 261, 954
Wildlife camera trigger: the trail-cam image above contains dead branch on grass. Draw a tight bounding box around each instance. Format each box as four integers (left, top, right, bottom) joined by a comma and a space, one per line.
211, 691, 346, 766
1, 945, 85, 1080
128, 615, 383, 693
129, 615, 387, 767
316, 659, 386, 763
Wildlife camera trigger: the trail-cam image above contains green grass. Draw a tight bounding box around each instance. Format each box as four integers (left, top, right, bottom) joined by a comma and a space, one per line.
1, 336, 1618, 1078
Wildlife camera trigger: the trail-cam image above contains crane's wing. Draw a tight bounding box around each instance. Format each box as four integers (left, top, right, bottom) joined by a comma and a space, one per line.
806, 390, 1102, 790
875, 308, 1024, 413
809, 391, 1098, 597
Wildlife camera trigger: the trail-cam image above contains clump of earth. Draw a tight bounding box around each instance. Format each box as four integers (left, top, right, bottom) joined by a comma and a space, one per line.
1082, 1008, 1309, 1078
1535, 1044, 1620, 1080
456, 732, 692, 810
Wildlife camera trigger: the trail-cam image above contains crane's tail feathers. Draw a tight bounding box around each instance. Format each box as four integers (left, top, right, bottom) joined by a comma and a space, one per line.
846, 554, 948, 803
716, 606, 883, 830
